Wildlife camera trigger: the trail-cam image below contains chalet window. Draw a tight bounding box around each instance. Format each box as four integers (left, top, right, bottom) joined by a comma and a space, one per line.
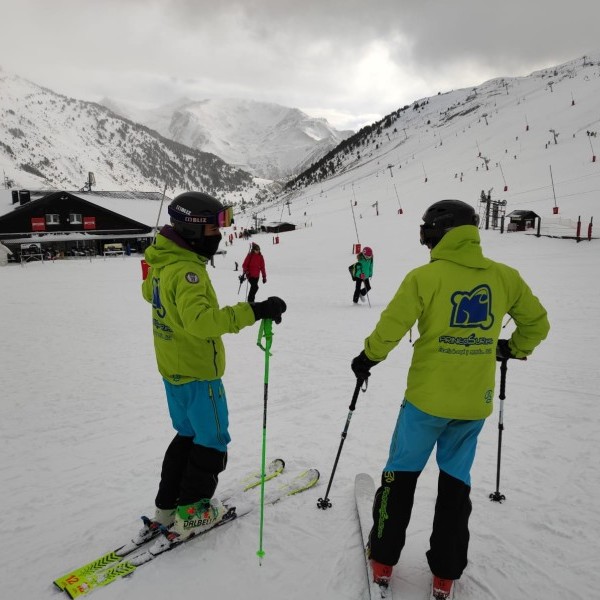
69, 213, 82, 224
46, 214, 60, 225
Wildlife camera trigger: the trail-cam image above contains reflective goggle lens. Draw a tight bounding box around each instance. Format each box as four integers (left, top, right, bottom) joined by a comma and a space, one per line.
217, 206, 234, 227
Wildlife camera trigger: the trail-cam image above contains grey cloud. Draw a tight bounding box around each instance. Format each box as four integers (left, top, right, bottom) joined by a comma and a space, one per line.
1, 0, 599, 130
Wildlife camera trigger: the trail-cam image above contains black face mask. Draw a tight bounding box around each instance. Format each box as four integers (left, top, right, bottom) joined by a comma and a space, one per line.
190, 233, 222, 258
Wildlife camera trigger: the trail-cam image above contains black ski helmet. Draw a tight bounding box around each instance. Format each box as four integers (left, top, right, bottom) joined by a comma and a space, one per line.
420, 199, 479, 248
168, 191, 225, 241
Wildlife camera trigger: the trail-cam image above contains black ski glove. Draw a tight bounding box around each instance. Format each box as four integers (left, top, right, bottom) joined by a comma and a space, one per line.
351, 350, 379, 382
238, 274, 246, 283
496, 339, 526, 361
251, 296, 287, 324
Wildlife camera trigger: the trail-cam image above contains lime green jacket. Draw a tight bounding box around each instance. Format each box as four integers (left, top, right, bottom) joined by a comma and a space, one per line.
142, 228, 256, 384
364, 225, 549, 419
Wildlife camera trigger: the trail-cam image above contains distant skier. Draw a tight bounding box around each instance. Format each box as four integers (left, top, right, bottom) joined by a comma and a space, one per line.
141, 191, 286, 543
350, 200, 549, 599
242, 242, 267, 303
350, 246, 374, 303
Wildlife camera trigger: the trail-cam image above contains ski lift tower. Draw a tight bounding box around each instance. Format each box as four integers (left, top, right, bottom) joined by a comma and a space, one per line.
79, 172, 96, 192
478, 189, 507, 230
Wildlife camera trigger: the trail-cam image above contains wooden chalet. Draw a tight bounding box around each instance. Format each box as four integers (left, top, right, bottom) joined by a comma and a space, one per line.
261, 221, 296, 233
0, 190, 162, 261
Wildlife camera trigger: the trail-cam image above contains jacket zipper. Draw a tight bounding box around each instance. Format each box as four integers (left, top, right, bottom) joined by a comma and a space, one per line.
208, 383, 224, 447
211, 340, 218, 376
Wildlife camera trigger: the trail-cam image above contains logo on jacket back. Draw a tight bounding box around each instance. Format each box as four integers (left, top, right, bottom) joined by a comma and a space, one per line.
450, 285, 494, 330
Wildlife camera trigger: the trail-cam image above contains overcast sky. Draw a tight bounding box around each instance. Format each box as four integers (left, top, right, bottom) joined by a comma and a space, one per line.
1, 0, 599, 131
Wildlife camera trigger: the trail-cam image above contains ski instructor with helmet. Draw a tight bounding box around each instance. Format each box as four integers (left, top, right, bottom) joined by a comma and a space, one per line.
350, 199, 549, 599
141, 191, 286, 542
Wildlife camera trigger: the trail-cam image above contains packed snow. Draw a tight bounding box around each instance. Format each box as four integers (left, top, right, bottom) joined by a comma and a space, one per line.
1, 54, 600, 599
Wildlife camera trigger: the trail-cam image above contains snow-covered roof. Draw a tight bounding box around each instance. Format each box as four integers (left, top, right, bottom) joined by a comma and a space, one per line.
0, 189, 172, 227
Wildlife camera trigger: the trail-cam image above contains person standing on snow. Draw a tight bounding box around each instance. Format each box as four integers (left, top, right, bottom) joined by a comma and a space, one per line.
351, 246, 374, 303
350, 200, 549, 599
141, 191, 286, 542
241, 242, 267, 303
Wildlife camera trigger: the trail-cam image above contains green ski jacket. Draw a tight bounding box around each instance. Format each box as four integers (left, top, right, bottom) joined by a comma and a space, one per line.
142, 229, 256, 384
364, 225, 549, 419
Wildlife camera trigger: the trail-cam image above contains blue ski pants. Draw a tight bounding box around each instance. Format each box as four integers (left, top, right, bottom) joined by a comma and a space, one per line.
163, 378, 231, 453
384, 399, 485, 486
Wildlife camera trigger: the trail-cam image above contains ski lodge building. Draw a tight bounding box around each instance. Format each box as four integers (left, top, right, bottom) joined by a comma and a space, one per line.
0, 189, 167, 262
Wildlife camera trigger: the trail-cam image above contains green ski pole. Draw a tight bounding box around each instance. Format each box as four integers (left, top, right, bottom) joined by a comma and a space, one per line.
256, 318, 273, 564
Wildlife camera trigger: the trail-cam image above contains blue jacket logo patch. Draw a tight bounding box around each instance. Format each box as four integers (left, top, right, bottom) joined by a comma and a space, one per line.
151, 277, 166, 319
450, 284, 494, 330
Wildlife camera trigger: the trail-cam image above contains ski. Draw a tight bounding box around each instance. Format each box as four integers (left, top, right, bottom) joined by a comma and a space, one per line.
355, 473, 394, 600
54, 458, 285, 591
61, 467, 319, 598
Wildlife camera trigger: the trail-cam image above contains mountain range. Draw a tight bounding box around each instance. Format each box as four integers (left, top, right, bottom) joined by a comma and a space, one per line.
100, 96, 353, 180
0, 69, 352, 194
2, 51, 599, 223
0, 70, 253, 196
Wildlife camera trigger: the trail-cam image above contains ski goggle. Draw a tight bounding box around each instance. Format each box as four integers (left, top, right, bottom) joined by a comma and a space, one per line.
168, 205, 234, 227
217, 206, 234, 228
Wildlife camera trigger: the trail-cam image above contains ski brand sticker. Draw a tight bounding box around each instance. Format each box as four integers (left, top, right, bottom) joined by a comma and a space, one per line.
185, 272, 199, 284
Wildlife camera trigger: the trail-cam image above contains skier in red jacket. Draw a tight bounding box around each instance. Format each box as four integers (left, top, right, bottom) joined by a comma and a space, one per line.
241, 243, 267, 302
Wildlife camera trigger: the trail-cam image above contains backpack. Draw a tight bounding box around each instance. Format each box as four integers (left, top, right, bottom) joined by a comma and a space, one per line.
348, 263, 357, 279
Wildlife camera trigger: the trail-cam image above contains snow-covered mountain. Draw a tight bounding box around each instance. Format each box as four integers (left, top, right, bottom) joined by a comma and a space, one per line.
100, 96, 353, 180
252, 52, 600, 249
0, 72, 254, 194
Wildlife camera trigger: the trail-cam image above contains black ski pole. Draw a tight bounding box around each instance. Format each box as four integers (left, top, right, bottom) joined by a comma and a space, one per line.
490, 358, 508, 503
237, 274, 245, 295
317, 378, 365, 509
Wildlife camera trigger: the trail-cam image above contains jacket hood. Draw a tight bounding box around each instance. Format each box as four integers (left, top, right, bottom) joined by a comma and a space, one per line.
144, 225, 208, 269
430, 225, 492, 269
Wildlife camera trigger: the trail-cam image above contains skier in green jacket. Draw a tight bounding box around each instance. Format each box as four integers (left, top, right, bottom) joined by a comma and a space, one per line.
351, 246, 374, 304
141, 191, 286, 543
351, 200, 549, 599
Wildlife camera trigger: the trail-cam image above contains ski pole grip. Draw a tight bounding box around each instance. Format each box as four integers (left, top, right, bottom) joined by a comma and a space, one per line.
499, 358, 508, 401
349, 379, 362, 411
256, 319, 273, 353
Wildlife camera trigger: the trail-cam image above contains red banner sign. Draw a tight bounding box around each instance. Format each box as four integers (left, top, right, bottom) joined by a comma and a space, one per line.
31, 217, 45, 231
83, 217, 96, 230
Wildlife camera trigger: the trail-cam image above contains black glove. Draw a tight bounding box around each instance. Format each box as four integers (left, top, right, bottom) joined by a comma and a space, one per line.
238, 274, 246, 283
496, 338, 523, 361
351, 350, 379, 382
251, 296, 287, 324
